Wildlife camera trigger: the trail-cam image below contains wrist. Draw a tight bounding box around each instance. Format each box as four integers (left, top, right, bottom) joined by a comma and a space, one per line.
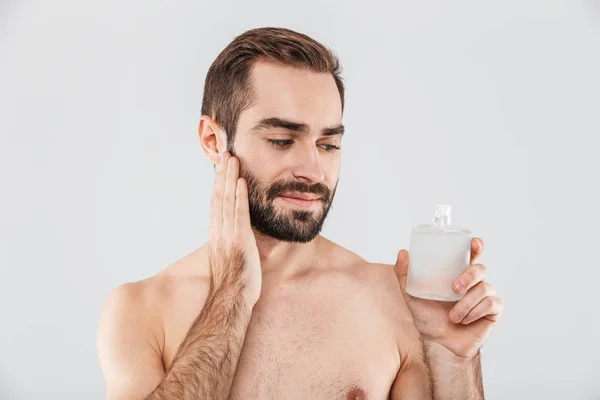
423, 340, 479, 366
209, 279, 256, 313
209, 268, 260, 310
422, 340, 483, 400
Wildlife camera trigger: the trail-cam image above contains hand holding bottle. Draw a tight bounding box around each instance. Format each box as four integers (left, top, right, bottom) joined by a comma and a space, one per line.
395, 225, 504, 359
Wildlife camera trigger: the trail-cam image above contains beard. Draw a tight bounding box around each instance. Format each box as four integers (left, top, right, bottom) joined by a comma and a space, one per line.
236, 160, 337, 243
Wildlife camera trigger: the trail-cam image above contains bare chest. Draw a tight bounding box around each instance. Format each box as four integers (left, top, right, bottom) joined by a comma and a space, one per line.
227, 285, 400, 400
162, 275, 401, 400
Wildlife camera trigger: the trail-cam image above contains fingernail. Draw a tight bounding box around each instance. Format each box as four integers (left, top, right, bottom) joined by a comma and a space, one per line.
454, 279, 465, 293
450, 311, 461, 323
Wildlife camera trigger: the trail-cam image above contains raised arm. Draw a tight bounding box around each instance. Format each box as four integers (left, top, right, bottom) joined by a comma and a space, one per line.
98, 152, 262, 399
146, 248, 256, 399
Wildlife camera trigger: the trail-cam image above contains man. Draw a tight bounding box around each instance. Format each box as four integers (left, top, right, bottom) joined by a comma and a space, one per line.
97, 27, 504, 399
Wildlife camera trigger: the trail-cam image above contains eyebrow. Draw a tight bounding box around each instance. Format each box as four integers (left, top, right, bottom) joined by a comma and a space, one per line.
249, 117, 345, 136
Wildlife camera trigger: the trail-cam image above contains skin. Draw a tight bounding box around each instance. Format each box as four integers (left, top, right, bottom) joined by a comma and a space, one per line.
97, 60, 504, 399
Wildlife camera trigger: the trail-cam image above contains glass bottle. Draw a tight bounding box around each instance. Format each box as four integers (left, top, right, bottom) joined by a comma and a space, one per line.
406, 204, 472, 301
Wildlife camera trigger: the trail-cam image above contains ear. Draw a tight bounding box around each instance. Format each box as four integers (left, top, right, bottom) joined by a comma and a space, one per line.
198, 115, 228, 166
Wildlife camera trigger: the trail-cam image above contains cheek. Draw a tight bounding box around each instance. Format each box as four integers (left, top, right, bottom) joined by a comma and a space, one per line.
238, 155, 282, 186
324, 156, 341, 179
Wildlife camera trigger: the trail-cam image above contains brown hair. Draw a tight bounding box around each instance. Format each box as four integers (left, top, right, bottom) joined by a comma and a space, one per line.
201, 27, 345, 148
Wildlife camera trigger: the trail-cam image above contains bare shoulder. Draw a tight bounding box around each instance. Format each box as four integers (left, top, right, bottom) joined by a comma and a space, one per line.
321, 237, 399, 291
98, 275, 168, 341
96, 276, 172, 398
97, 274, 174, 374
98, 245, 212, 349
320, 238, 411, 322
323, 242, 423, 363
97, 247, 212, 397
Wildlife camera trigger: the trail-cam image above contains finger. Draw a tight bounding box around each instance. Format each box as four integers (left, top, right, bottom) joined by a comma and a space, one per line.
461, 295, 504, 325
210, 152, 229, 236
234, 177, 251, 235
449, 281, 496, 323
452, 263, 487, 294
470, 237, 484, 264
222, 156, 239, 237
394, 249, 409, 291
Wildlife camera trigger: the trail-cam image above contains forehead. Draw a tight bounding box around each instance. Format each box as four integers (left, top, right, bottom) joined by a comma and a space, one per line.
239, 60, 342, 131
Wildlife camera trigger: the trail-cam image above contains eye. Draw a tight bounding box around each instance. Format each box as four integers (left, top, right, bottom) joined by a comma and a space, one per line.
268, 139, 293, 148
319, 144, 341, 152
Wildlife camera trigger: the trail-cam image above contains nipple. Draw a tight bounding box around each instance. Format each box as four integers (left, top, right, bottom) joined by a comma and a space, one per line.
346, 387, 367, 400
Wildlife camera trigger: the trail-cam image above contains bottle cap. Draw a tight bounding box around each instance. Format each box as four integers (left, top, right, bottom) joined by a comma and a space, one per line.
433, 204, 451, 226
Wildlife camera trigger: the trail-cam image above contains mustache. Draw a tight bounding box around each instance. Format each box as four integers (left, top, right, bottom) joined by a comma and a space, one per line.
266, 180, 331, 202
235, 157, 332, 203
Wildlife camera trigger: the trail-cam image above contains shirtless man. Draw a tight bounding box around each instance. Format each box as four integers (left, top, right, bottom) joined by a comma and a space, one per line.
97, 27, 504, 399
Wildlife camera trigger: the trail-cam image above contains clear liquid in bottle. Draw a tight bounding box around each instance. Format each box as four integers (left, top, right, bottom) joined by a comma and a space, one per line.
406, 204, 472, 301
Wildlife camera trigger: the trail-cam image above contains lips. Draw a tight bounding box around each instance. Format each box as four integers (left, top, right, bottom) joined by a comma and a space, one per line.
279, 192, 321, 201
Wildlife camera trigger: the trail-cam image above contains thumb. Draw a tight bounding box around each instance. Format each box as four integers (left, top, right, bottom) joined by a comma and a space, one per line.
394, 249, 410, 291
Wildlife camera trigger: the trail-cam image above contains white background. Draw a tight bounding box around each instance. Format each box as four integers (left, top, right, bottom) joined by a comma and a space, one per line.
1, 0, 599, 398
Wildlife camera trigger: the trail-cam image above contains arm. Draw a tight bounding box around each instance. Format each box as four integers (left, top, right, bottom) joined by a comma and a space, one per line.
147, 153, 260, 399
392, 239, 502, 400
97, 273, 253, 400
147, 251, 253, 399
424, 340, 484, 400
97, 283, 168, 400
391, 325, 433, 400
98, 152, 261, 400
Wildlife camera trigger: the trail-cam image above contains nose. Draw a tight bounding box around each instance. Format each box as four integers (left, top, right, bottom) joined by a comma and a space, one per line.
291, 144, 325, 184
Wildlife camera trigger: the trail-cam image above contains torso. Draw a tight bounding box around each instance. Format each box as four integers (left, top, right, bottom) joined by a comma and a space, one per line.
146, 239, 412, 400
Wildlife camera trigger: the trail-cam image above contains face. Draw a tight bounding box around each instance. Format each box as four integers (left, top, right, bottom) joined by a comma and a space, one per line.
230, 60, 343, 243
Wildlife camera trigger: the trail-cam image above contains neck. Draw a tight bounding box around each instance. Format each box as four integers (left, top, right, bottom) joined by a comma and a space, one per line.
253, 229, 323, 281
